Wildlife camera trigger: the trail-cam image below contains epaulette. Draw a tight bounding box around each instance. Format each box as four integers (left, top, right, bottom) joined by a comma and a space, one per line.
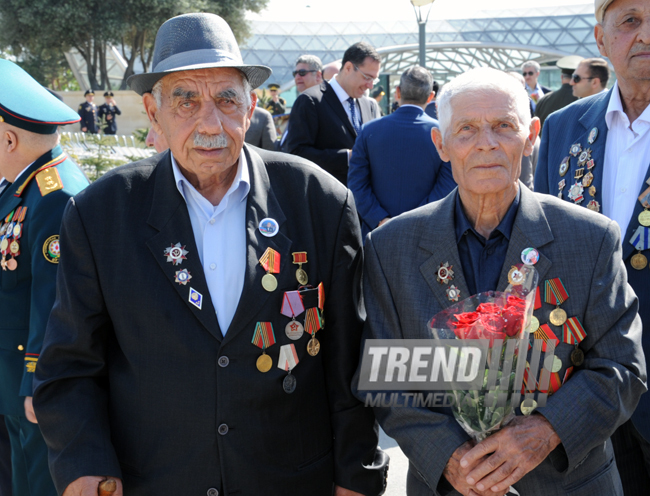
14, 153, 66, 197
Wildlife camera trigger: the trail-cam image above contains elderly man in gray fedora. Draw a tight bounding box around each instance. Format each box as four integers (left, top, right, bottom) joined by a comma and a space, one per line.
32, 13, 387, 496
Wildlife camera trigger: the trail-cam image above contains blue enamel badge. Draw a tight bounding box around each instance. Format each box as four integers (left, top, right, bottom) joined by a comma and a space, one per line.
189, 287, 203, 310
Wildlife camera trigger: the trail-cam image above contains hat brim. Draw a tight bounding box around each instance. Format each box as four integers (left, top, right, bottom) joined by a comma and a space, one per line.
127, 63, 272, 96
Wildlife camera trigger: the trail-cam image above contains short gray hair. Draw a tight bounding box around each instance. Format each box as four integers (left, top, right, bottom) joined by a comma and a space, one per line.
522, 61, 541, 73
399, 66, 433, 105
295, 55, 323, 73
437, 67, 532, 138
151, 70, 253, 109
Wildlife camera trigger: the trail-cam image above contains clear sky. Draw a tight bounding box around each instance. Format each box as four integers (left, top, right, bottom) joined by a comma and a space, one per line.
247, 0, 594, 23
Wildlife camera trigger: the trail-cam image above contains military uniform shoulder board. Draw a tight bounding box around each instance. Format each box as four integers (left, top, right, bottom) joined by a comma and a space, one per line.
35, 167, 64, 196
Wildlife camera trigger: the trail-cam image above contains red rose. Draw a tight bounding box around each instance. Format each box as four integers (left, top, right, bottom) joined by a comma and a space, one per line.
478, 313, 507, 346
453, 312, 480, 339
503, 296, 526, 337
477, 303, 502, 315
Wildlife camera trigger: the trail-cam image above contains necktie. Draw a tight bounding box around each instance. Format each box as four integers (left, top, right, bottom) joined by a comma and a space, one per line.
347, 97, 360, 134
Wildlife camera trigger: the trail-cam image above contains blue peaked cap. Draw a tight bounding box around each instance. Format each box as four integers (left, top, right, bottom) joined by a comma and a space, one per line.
0, 58, 81, 134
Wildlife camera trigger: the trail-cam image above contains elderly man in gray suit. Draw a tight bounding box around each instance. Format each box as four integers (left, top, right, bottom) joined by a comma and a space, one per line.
356, 67, 646, 496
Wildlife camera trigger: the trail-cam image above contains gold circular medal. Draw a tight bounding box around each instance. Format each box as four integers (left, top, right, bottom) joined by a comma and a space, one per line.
6, 258, 17, 271
307, 337, 320, 356
571, 347, 584, 367
261, 273, 278, 292
520, 399, 537, 416
256, 353, 272, 373
12, 224, 21, 237
631, 253, 648, 270
0, 239, 7, 251
9, 240, 19, 254
544, 354, 563, 373
639, 210, 650, 227
507, 266, 524, 285
296, 268, 308, 285
528, 315, 540, 332
549, 307, 567, 327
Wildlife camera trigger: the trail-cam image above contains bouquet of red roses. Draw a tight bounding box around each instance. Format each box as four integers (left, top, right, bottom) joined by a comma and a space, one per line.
428, 265, 538, 441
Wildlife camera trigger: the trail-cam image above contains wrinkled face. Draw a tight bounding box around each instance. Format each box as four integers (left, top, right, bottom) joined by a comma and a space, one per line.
522, 65, 539, 88
339, 57, 381, 99
432, 89, 537, 198
145, 68, 254, 181
294, 63, 321, 93
596, 0, 650, 83
570, 62, 597, 98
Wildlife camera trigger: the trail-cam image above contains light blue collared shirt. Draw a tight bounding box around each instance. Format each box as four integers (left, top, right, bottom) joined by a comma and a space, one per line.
171, 152, 250, 335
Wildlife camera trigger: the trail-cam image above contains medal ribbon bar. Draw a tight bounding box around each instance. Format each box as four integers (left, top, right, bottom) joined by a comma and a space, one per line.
252, 322, 276, 350
259, 248, 280, 273
544, 278, 569, 306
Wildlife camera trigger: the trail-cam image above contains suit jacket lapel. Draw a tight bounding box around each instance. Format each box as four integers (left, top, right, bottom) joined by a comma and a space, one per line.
496, 186, 554, 291
145, 152, 222, 341
223, 145, 292, 343
323, 82, 357, 137
418, 191, 471, 309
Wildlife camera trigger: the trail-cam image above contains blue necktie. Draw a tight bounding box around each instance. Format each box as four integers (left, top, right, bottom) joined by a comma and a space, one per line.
347, 97, 360, 134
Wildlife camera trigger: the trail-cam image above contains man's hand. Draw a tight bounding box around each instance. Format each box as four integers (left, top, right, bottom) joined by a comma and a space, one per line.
24, 396, 37, 424
82, 127, 88, 132
461, 414, 561, 494
63, 476, 123, 496
334, 485, 364, 496
443, 441, 505, 496
107, 114, 112, 120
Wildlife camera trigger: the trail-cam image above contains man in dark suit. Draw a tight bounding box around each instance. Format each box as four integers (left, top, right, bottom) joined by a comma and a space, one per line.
0, 59, 89, 496
33, 13, 387, 496
348, 66, 455, 238
97, 91, 121, 135
535, 1, 650, 493
357, 66, 646, 496
286, 42, 382, 185
244, 106, 277, 150
77, 90, 98, 134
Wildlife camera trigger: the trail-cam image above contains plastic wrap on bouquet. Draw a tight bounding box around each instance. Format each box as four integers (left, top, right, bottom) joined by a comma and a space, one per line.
428, 265, 539, 442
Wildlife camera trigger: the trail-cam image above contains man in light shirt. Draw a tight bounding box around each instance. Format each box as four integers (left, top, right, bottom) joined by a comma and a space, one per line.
32, 13, 387, 496
535, 1, 650, 494
522, 60, 550, 107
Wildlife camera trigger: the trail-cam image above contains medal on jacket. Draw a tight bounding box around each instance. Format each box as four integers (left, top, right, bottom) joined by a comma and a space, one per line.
281, 291, 305, 340
545, 278, 569, 327
638, 186, 650, 227
534, 324, 559, 352
563, 316, 587, 367
292, 251, 308, 285
164, 242, 188, 265
277, 344, 299, 393
559, 157, 570, 177
437, 262, 454, 284
629, 225, 649, 270
259, 247, 280, 292
11, 207, 26, 239
252, 322, 276, 373
568, 181, 584, 204
304, 307, 322, 356
318, 282, 325, 328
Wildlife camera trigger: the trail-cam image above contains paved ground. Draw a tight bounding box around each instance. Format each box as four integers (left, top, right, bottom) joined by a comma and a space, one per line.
379, 428, 408, 495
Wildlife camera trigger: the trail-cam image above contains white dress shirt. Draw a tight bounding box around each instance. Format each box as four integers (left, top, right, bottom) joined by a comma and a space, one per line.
603, 81, 650, 239
330, 76, 361, 131
171, 152, 250, 335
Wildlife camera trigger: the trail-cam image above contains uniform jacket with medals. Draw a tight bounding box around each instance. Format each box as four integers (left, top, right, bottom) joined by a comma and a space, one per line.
78, 101, 98, 133
0, 145, 89, 416
535, 88, 650, 442
33, 145, 387, 496
356, 186, 646, 496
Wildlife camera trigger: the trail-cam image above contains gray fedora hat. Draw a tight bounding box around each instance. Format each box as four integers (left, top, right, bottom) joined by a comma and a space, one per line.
127, 13, 272, 95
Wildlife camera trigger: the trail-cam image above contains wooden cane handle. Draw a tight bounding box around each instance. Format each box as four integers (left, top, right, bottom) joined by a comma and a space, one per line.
98, 478, 117, 495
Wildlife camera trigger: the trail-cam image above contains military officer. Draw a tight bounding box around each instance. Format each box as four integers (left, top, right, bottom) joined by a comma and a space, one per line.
78, 89, 98, 133
98, 91, 121, 135
265, 82, 286, 116
0, 58, 90, 496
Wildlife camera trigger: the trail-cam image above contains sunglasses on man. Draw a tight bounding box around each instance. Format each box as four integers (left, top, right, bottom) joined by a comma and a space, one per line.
572, 74, 595, 83
522, 71, 536, 77
293, 69, 317, 77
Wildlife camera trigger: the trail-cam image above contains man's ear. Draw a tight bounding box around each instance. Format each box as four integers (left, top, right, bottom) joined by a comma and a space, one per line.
1, 129, 18, 154
524, 117, 541, 157
249, 92, 257, 118
431, 127, 451, 162
142, 93, 163, 136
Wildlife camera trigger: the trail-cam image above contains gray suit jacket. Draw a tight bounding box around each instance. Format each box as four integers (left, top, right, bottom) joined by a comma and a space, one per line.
357, 186, 646, 495
244, 106, 277, 151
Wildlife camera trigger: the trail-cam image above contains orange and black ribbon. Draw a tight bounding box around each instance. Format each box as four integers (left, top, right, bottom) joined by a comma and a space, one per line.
259, 248, 280, 274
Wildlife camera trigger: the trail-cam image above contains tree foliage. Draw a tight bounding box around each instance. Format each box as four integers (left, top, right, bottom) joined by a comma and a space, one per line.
0, 0, 268, 90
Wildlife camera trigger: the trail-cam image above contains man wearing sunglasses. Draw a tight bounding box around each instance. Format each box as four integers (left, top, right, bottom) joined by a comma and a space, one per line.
534, 55, 582, 131
536, 1, 650, 493
293, 55, 323, 94
286, 42, 381, 185
522, 61, 551, 107
570, 58, 610, 99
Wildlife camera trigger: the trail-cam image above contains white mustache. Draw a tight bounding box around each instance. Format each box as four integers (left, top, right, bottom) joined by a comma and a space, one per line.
193, 133, 228, 148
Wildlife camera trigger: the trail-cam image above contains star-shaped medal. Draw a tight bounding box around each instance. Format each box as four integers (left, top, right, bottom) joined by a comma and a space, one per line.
437, 262, 454, 284
164, 242, 188, 265
446, 285, 460, 302
174, 268, 192, 285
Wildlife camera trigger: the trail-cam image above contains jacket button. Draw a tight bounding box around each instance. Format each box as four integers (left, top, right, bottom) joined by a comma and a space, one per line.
218, 424, 229, 435
218, 356, 229, 368
207, 489, 219, 496
17, 345, 24, 351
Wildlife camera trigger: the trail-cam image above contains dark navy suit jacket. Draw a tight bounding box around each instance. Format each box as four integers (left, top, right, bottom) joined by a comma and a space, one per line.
535, 88, 650, 441
347, 105, 455, 238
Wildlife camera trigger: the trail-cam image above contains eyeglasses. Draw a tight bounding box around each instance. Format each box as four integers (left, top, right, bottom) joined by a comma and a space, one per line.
353, 64, 380, 85
572, 74, 595, 83
293, 69, 317, 77
522, 71, 536, 77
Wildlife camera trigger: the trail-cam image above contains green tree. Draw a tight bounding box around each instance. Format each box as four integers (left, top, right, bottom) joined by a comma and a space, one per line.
0, 0, 268, 90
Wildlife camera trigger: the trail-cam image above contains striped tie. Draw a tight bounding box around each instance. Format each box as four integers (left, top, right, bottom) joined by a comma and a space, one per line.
347, 97, 360, 134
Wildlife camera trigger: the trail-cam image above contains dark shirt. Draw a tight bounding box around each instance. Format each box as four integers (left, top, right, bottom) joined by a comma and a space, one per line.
454, 189, 520, 295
